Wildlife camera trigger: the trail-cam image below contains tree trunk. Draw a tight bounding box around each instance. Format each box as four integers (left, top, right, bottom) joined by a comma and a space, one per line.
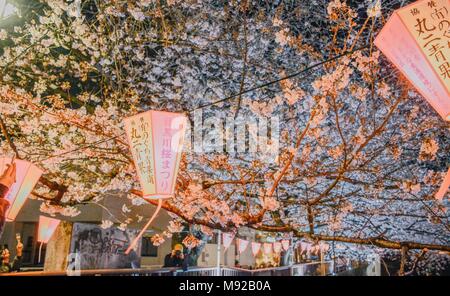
398, 245, 409, 276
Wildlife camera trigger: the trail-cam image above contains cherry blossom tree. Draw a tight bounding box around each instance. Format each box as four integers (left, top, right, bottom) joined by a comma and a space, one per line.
0, 0, 448, 274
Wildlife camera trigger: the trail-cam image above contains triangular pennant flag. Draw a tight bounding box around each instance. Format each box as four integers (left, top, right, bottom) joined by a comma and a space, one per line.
263, 243, 272, 254
251, 242, 261, 256
273, 242, 282, 253
237, 238, 249, 254
281, 239, 290, 251
222, 232, 235, 250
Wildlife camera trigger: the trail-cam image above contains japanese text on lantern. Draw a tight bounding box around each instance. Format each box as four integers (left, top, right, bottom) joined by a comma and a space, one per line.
398, 0, 450, 93
159, 118, 172, 192
126, 114, 156, 195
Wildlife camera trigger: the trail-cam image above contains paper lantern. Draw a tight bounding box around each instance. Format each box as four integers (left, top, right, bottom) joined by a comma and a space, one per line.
124, 110, 187, 199
374, 0, 450, 121
222, 232, 235, 250
273, 242, 282, 253
37, 215, 60, 262
263, 243, 272, 255
237, 238, 249, 254
281, 239, 290, 251
37, 215, 60, 243
251, 242, 261, 256
436, 167, 450, 201
0, 157, 43, 221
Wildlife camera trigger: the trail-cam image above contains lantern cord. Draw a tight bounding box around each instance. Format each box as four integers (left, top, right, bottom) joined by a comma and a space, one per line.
38, 241, 44, 263
124, 198, 163, 255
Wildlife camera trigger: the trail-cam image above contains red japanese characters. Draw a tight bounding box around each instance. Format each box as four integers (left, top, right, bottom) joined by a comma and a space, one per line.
124, 110, 187, 199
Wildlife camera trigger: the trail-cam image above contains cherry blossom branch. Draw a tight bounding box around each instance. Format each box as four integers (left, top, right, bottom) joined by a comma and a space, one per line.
130, 190, 450, 252
0, 113, 68, 203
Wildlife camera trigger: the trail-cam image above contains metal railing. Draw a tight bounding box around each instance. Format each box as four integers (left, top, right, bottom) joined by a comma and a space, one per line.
1, 261, 343, 276
291, 261, 334, 276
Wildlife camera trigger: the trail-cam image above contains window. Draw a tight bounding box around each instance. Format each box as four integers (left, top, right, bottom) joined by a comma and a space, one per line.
141, 237, 158, 257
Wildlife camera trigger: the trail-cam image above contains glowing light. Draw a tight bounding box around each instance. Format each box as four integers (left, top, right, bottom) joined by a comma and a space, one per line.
0, 157, 43, 221
374, 0, 450, 121
124, 110, 187, 199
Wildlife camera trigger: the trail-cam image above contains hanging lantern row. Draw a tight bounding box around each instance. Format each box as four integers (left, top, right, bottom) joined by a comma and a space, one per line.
222, 233, 292, 257
0, 110, 187, 223
298, 241, 330, 255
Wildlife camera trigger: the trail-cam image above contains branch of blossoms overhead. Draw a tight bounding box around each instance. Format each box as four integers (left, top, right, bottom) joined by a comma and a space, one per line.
0, 0, 448, 262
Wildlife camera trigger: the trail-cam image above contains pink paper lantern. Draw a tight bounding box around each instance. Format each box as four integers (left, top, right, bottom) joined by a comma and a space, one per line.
222, 232, 235, 250
0, 157, 43, 221
237, 238, 249, 254
374, 0, 450, 121
263, 243, 272, 255
251, 242, 261, 256
37, 215, 60, 263
281, 239, 290, 251
436, 167, 450, 201
124, 110, 187, 199
37, 215, 60, 243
